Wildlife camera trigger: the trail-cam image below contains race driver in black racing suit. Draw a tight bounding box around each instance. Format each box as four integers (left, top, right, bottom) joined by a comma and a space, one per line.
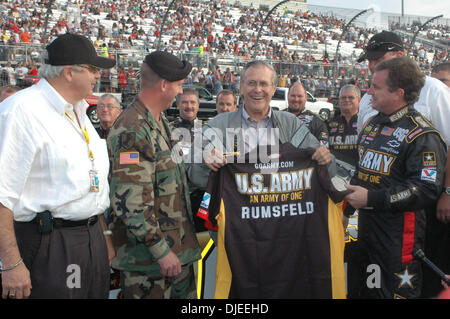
344, 57, 447, 299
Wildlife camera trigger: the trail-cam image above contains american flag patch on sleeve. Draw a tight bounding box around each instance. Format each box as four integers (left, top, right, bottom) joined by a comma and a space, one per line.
120, 152, 139, 164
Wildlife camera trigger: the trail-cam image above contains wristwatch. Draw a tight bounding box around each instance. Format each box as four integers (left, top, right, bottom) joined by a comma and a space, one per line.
444, 187, 450, 196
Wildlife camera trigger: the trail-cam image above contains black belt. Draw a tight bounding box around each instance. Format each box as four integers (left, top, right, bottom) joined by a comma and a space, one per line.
53, 216, 99, 228
24, 215, 99, 228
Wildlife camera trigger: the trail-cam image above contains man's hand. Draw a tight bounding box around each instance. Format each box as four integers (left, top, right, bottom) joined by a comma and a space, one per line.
311, 146, 331, 165
204, 148, 227, 172
157, 251, 181, 278
0, 204, 32, 299
99, 215, 115, 266
437, 193, 450, 224
342, 216, 349, 235
344, 184, 369, 209
105, 236, 116, 266
442, 275, 450, 289
1, 262, 32, 299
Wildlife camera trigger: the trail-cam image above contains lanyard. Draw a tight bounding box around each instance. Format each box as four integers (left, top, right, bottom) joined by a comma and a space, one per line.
65, 111, 95, 169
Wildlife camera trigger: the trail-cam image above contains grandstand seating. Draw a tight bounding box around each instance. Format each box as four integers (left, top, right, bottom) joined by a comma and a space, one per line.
0, 0, 447, 94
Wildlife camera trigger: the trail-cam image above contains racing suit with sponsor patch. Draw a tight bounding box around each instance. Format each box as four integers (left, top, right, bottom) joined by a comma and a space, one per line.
348, 105, 447, 299
170, 117, 207, 232
289, 108, 330, 148
327, 114, 359, 168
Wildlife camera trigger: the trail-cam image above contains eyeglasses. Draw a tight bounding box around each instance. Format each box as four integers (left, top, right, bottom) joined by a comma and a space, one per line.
97, 103, 120, 110
77, 64, 101, 74
339, 95, 356, 100
365, 41, 402, 51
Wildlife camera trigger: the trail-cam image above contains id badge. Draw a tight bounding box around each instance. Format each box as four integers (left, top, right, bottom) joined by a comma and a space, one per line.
180, 141, 191, 156
89, 170, 99, 192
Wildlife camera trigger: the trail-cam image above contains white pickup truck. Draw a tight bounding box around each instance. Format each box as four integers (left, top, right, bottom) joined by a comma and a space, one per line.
270, 87, 334, 120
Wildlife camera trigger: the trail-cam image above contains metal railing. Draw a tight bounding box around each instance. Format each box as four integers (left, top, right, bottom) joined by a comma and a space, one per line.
2, 41, 440, 96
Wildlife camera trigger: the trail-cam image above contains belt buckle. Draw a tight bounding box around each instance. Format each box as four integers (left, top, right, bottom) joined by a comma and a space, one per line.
87, 216, 96, 226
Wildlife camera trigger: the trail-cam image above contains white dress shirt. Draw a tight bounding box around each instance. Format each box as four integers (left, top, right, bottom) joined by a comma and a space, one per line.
0, 79, 110, 221
357, 76, 450, 147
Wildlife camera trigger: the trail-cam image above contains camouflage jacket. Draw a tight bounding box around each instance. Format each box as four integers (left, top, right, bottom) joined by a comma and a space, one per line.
107, 98, 201, 273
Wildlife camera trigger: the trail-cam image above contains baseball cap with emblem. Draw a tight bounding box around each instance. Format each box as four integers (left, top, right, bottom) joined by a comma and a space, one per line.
357, 31, 404, 62
144, 51, 192, 82
45, 33, 116, 68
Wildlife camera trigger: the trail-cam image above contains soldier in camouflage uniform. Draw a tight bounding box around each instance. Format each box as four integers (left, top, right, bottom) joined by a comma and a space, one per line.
107, 51, 201, 299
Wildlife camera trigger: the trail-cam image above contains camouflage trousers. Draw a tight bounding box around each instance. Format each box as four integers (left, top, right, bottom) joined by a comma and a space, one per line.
120, 263, 197, 299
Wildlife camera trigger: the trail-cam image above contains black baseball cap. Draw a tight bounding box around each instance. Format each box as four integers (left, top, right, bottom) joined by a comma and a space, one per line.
357, 31, 404, 62
143, 51, 192, 82
45, 33, 116, 68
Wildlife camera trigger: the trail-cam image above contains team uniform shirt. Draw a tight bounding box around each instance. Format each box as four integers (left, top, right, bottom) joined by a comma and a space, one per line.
170, 117, 203, 161
289, 108, 329, 148
198, 143, 348, 299
0, 79, 110, 222
170, 116, 207, 232
357, 76, 450, 147
327, 114, 359, 167
350, 105, 447, 299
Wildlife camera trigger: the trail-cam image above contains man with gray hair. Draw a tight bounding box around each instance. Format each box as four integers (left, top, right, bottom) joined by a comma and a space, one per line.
96, 93, 121, 139
188, 60, 335, 188
0, 33, 116, 299
327, 84, 361, 298
327, 84, 360, 168
188, 60, 346, 298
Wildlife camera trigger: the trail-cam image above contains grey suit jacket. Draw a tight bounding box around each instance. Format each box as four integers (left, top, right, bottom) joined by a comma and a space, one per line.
186, 107, 336, 189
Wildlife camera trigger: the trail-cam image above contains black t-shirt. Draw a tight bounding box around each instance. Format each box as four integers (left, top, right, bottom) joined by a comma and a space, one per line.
198, 143, 349, 298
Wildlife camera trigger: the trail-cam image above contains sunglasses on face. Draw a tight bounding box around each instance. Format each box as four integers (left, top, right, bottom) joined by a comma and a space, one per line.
77, 64, 101, 74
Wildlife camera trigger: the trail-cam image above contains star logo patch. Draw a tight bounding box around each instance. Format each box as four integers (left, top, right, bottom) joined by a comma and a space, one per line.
395, 266, 416, 289
422, 152, 436, 167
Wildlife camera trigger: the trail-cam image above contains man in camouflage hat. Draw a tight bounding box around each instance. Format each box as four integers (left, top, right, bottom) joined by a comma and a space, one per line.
107, 51, 201, 299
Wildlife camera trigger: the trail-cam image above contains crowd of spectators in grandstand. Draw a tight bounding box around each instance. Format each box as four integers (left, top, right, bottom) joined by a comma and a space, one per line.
0, 0, 448, 98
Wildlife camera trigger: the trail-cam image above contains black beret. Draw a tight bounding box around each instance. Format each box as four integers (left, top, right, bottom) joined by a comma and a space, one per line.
144, 51, 192, 82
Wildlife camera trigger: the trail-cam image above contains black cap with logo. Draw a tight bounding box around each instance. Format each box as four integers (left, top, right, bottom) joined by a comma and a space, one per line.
357, 31, 404, 62
45, 33, 116, 69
